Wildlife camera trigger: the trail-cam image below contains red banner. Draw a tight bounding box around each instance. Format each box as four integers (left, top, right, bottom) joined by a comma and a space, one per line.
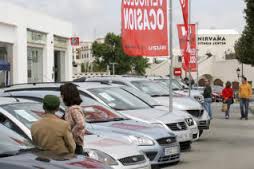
121, 0, 168, 57
179, 0, 189, 31
177, 24, 197, 72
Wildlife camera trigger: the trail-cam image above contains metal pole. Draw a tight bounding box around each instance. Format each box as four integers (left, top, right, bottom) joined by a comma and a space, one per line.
196, 22, 199, 86
242, 63, 244, 78
188, 0, 192, 96
168, 0, 173, 112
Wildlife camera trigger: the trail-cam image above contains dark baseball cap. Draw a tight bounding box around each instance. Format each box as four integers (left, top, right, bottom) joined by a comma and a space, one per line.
43, 95, 60, 112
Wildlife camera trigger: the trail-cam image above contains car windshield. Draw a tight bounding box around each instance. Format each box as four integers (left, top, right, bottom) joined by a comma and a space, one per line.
83, 105, 126, 123
88, 87, 150, 110
2, 103, 43, 129
131, 80, 169, 97
121, 86, 162, 106
0, 124, 33, 156
157, 79, 184, 90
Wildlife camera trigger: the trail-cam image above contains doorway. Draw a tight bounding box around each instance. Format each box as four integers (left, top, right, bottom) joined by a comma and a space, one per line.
27, 47, 43, 83
0, 43, 12, 87
54, 50, 65, 82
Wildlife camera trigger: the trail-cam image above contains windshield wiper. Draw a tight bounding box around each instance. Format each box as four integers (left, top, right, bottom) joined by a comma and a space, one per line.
151, 94, 169, 97
109, 118, 127, 121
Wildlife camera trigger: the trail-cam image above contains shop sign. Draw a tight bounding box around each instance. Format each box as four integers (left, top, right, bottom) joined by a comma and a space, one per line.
54, 36, 68, 49
27, 30, 46, 44
198, 36, 227, 46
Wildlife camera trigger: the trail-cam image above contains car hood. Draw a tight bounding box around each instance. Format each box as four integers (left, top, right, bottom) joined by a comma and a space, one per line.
85, 135, 140, 159
88, 120, 174, 140
154, 96, 203, 110
175, 90, 202, 97
153, 106, 192, 118
118, 108, 185, 124
0, 151, 110, 169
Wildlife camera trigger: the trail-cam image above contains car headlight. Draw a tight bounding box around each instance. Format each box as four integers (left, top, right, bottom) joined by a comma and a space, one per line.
152, 123, 164, 128
128, 135, 154, 146
185, 118, 194, 126
85, 149, 118, 166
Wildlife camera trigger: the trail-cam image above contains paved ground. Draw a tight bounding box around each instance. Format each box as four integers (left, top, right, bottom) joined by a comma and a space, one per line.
162, 102, 254, 169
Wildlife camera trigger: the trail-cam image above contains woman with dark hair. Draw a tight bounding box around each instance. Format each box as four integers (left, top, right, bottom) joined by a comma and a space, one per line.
222, 81, 234, 119
60, 83, 85, 154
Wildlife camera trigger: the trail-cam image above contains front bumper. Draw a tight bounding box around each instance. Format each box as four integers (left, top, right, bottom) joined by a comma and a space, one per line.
138, 143, 180, 165
112, 161, 151, 169
188, 124, 199, 141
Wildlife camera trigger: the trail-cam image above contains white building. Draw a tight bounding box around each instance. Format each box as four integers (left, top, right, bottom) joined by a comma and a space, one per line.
0, 2, 73, 86
73, 41, 95, 74
146, 29, 254, 85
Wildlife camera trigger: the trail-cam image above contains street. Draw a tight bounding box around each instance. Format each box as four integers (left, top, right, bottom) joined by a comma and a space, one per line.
163, 103, 254, 169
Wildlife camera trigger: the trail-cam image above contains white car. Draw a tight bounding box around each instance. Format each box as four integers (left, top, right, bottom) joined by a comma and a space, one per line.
0, 97, 151, 169
86, 77, 210, 136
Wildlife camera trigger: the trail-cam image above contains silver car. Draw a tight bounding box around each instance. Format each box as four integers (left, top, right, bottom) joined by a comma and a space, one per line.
0, 97, 151, 169
2, 83, 193, 151
86, 77, 210, 136
1, 89, 181, 165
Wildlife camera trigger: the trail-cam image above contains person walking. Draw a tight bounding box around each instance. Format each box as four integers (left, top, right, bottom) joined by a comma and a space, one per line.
239, 77, 252, 120
60, 83, 85, 154
203, 80, 213, 119
31, 95, 76, 155
222, 81, 234, 119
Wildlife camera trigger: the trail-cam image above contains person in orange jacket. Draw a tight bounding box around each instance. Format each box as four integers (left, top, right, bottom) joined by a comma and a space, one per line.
239, 77, 252, 120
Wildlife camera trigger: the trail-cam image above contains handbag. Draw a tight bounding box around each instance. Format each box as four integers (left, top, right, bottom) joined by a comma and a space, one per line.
221, 103, 228, 112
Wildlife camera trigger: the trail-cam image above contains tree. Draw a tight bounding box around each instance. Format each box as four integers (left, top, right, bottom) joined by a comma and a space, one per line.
92, 33, 150, 75
235, 0, 254, 65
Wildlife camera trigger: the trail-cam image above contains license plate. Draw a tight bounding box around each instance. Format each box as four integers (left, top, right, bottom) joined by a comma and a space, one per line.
165, 146, 179, 156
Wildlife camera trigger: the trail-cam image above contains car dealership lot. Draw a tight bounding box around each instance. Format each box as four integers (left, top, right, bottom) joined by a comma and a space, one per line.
162, 103, 254, 169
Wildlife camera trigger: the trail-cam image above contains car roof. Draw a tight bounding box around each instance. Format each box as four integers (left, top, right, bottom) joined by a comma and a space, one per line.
87, 76, 152, 83
0, 97, 36, 105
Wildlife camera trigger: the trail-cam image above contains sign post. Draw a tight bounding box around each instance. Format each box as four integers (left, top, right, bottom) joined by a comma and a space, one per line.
168, 0, 173, 113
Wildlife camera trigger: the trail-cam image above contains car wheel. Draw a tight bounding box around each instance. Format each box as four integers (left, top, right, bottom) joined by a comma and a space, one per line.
199, 130, 204, 137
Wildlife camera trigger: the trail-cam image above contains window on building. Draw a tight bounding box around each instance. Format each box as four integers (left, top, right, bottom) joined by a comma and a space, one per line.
178, 56, 182, 63
27, 47, 43, 83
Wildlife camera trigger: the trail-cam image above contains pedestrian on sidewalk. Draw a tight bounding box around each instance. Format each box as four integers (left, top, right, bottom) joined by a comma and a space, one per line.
203, 80, 213, 119
31, 95, 76, 155
60, 83, 85, 154
222, 81, 234, 119
239, 77, 252, 120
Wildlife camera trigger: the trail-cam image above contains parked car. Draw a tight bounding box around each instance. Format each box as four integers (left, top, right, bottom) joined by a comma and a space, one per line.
2, 83, 193, 151
0, 123, 112, 169
86, 77, 210, 136
0, 97, 151, 169
1, 90, 181, 166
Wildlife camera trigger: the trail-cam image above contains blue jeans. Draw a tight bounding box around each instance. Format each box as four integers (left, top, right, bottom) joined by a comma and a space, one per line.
225, 99, 232, 117
204, 98, 212, 119
240, 98, 249, 118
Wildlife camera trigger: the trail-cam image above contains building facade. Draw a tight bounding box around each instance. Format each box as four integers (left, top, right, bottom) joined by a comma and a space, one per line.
0, 2, 73, 86
146, 29, 254, 85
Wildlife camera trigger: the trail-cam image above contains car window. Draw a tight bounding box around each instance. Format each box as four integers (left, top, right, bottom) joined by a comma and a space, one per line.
88, 87, 150, 110
1, 103, 43, 129
121, 86, 161, 106
131, 80, 169, 97
0, 124, 33, 155
0, 113, 30, 140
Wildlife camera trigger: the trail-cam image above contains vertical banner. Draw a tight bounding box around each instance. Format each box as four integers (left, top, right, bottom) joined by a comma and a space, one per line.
179, 0, 189, 31
121, 0, 168, 56
177, 24, 197, 72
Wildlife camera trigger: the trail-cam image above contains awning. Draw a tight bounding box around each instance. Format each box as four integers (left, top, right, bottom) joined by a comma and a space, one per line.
0, 60, 10, 71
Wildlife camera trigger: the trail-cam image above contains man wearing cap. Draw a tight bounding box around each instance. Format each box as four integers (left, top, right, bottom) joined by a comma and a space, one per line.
31, 95, 76, 155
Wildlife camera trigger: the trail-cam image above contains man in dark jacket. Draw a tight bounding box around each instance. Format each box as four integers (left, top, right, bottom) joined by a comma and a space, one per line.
203, 80, 212, 119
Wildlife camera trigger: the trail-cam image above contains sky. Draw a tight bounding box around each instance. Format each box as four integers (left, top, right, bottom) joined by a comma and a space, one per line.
4, 0, 246, 45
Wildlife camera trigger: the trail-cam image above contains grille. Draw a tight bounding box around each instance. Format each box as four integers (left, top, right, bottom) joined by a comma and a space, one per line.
158, 154, 180, 162
119, 155, 146, 166
167, 122, 187, 131
145, 152, 157, 161
157, 137, 177, 145
199, 120, 207, 125
187, 110, 204, 118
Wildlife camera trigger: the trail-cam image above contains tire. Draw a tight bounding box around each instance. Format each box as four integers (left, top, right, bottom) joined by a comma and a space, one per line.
199, 129, 204, 137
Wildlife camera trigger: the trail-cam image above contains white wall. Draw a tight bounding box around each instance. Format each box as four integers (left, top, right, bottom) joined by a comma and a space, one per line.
0, 1, 73, 84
